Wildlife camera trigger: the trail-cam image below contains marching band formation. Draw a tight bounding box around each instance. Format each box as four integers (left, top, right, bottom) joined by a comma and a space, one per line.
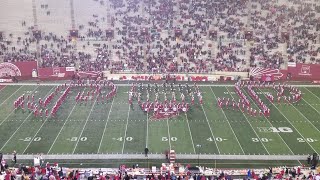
75, 81, 117, 105
13, 80, 117, 118
217, 81, 303, 117
128, 83, 203, 119
13, 81, 303, 120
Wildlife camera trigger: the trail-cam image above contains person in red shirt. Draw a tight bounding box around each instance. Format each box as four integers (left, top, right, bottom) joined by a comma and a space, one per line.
297, 167, 301, 176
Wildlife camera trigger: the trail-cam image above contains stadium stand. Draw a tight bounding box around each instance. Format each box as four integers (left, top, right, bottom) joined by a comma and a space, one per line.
0, 0, 319, 72
1, 0, 320, 177
0, 158, 320, 180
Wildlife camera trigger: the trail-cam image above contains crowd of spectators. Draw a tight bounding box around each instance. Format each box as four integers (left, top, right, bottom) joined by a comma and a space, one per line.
0, 0, 319, 73
1, 155, 320, 180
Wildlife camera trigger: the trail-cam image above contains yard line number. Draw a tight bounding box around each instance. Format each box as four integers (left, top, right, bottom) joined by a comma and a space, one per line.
162, 137, 177, 141
297, 138, 318, 143
252, 138, 272, 142
112, 137, 133, 141
22, 137, 41, 142
68, 137, 88, 142
207, 137, 227, 142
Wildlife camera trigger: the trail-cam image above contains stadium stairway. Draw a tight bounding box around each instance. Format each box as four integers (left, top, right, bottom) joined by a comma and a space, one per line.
169, 150, 176, 164
0, 0, 33, 37
35, 0, 71, 37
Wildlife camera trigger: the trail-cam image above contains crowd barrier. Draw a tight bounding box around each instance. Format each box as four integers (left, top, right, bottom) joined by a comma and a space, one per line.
38, 67, 75, 80
115, 73, 237, 82
3, 61, 320, 83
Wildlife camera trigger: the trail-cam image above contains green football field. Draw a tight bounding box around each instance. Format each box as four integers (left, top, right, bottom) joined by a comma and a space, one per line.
0, 83, 320, 161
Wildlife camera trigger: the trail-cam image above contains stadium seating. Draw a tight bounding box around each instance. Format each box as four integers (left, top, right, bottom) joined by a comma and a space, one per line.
0, 0, 319, 72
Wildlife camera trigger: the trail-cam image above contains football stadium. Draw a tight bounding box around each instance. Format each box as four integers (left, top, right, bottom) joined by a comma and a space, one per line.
0, 0, 320, 179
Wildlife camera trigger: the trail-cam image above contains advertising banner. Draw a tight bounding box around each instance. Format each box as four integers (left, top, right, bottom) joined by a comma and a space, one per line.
38, 67, 75, 79
76, 71, 101, 78
250, 63, 320, 81
0, 61, 37, 78
249, 67, 284, 80
261, 74, 275, 82
287, 63, 320, 80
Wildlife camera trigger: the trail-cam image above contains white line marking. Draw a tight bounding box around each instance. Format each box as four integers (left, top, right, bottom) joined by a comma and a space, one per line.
257, 88, 319, 154
0, 86, 23, 107
200, 104, 221, 154
166, 117, 172, 150
243, 87, 300, 164
304, 87, 320, 101
121, 104, 131, 153
98, 97, 115, 153
226, 87, 270, 155
294, 98, 320, 133
0, 86, 51, 152
0, 85, 6, 94
47, 89, 82, 154
184, 113, 196, 153
72, 94, 98, 154
209, 87, 245, 154
145, 112, 149, 148
0, 86, 39, 127
22, 86, 58, 154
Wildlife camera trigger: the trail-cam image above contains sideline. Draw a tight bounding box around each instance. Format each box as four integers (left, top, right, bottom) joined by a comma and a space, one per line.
2, 83, 320, 87
2, 154, 309, 160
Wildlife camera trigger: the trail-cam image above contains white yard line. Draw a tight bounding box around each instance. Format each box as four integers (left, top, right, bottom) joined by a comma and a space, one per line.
166, 118, 172, 150
0, 86, 52, 152
184, 113, 196, 153
47, 102, 78, 154
121, 104, 131, 153
293, 99, 320, 133
244, 89, 301, 154
145, 112, 149, 148
200, 104, 221, 154
0, 86, 23, 107
22, 86, 58, 154
303, 88, 320, 122
304, 87, 320, 101
0, 85, 6, 93
97, 97, 115, 153
72, 96, 98, 154
47, 87, 83, 154
0, 113, 34, 152
226, 87, 270, 155
0, 86, 39, 127
209, 87, 245, 155
257, 88, 319, 154
242, 88, 301, 164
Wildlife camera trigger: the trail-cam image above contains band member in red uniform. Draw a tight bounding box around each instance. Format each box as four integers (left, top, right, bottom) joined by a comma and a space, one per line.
45, 109, 49, 118
34, 108, 38, 117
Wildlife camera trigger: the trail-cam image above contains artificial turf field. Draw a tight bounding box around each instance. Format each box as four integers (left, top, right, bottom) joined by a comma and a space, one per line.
1, 83, 320, 160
